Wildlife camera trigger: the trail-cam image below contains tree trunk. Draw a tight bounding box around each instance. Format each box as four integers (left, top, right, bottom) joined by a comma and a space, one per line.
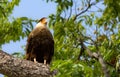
0, 50, 52, 77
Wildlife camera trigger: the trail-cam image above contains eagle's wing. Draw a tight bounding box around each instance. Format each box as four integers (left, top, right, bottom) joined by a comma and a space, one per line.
25, 28, 43, 60
46, 30, 54, 64
25, 32, 34, 60
26, 28, 39, 54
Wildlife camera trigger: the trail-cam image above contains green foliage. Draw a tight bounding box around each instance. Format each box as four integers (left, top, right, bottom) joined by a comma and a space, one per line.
96, 0, 120, 25
0, 0, 20, 17
0, 0, 36, 46
46, 0, 120, 77
0, 16, 35, 46
51, 60, 93, 77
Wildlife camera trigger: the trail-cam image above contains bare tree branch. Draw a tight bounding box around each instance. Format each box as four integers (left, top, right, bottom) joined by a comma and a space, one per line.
77, 38, 85, 60
73, 0, 100, 21
0, 50, 52, 77
82, 44, 110, 77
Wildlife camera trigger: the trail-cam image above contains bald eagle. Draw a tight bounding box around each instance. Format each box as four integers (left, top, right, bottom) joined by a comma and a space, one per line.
25, 17, 54, 64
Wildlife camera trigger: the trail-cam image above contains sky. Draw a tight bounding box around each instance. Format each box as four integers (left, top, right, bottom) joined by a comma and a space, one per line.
1, 0, 56, 76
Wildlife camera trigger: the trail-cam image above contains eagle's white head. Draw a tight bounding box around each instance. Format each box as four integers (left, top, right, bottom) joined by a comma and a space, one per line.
35, 17, 47, 28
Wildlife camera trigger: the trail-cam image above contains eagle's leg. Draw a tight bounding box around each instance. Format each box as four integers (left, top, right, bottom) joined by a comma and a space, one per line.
42, 56, 48, 67
43, 55, 48, 65
34, 58, 37, 63
44, 59, 47, 65
42, 59, 47, 68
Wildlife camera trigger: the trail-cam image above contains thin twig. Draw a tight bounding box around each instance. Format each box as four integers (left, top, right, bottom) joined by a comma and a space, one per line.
73, 1, 99, 21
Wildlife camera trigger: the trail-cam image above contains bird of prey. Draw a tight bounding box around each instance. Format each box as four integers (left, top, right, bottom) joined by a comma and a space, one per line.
25, 17, 54, 64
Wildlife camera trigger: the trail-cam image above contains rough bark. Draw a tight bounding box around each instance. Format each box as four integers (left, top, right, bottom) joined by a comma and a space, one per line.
0, 50, 52, 77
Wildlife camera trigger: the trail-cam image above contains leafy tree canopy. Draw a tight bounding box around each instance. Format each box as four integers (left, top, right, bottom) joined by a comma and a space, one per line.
0, 0, 120, 77
0, 0, 36, 46
45, 0, 120, 77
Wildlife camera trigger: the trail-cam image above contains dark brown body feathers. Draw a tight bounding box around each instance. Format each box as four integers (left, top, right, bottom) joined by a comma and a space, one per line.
26, 27, 54, 64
